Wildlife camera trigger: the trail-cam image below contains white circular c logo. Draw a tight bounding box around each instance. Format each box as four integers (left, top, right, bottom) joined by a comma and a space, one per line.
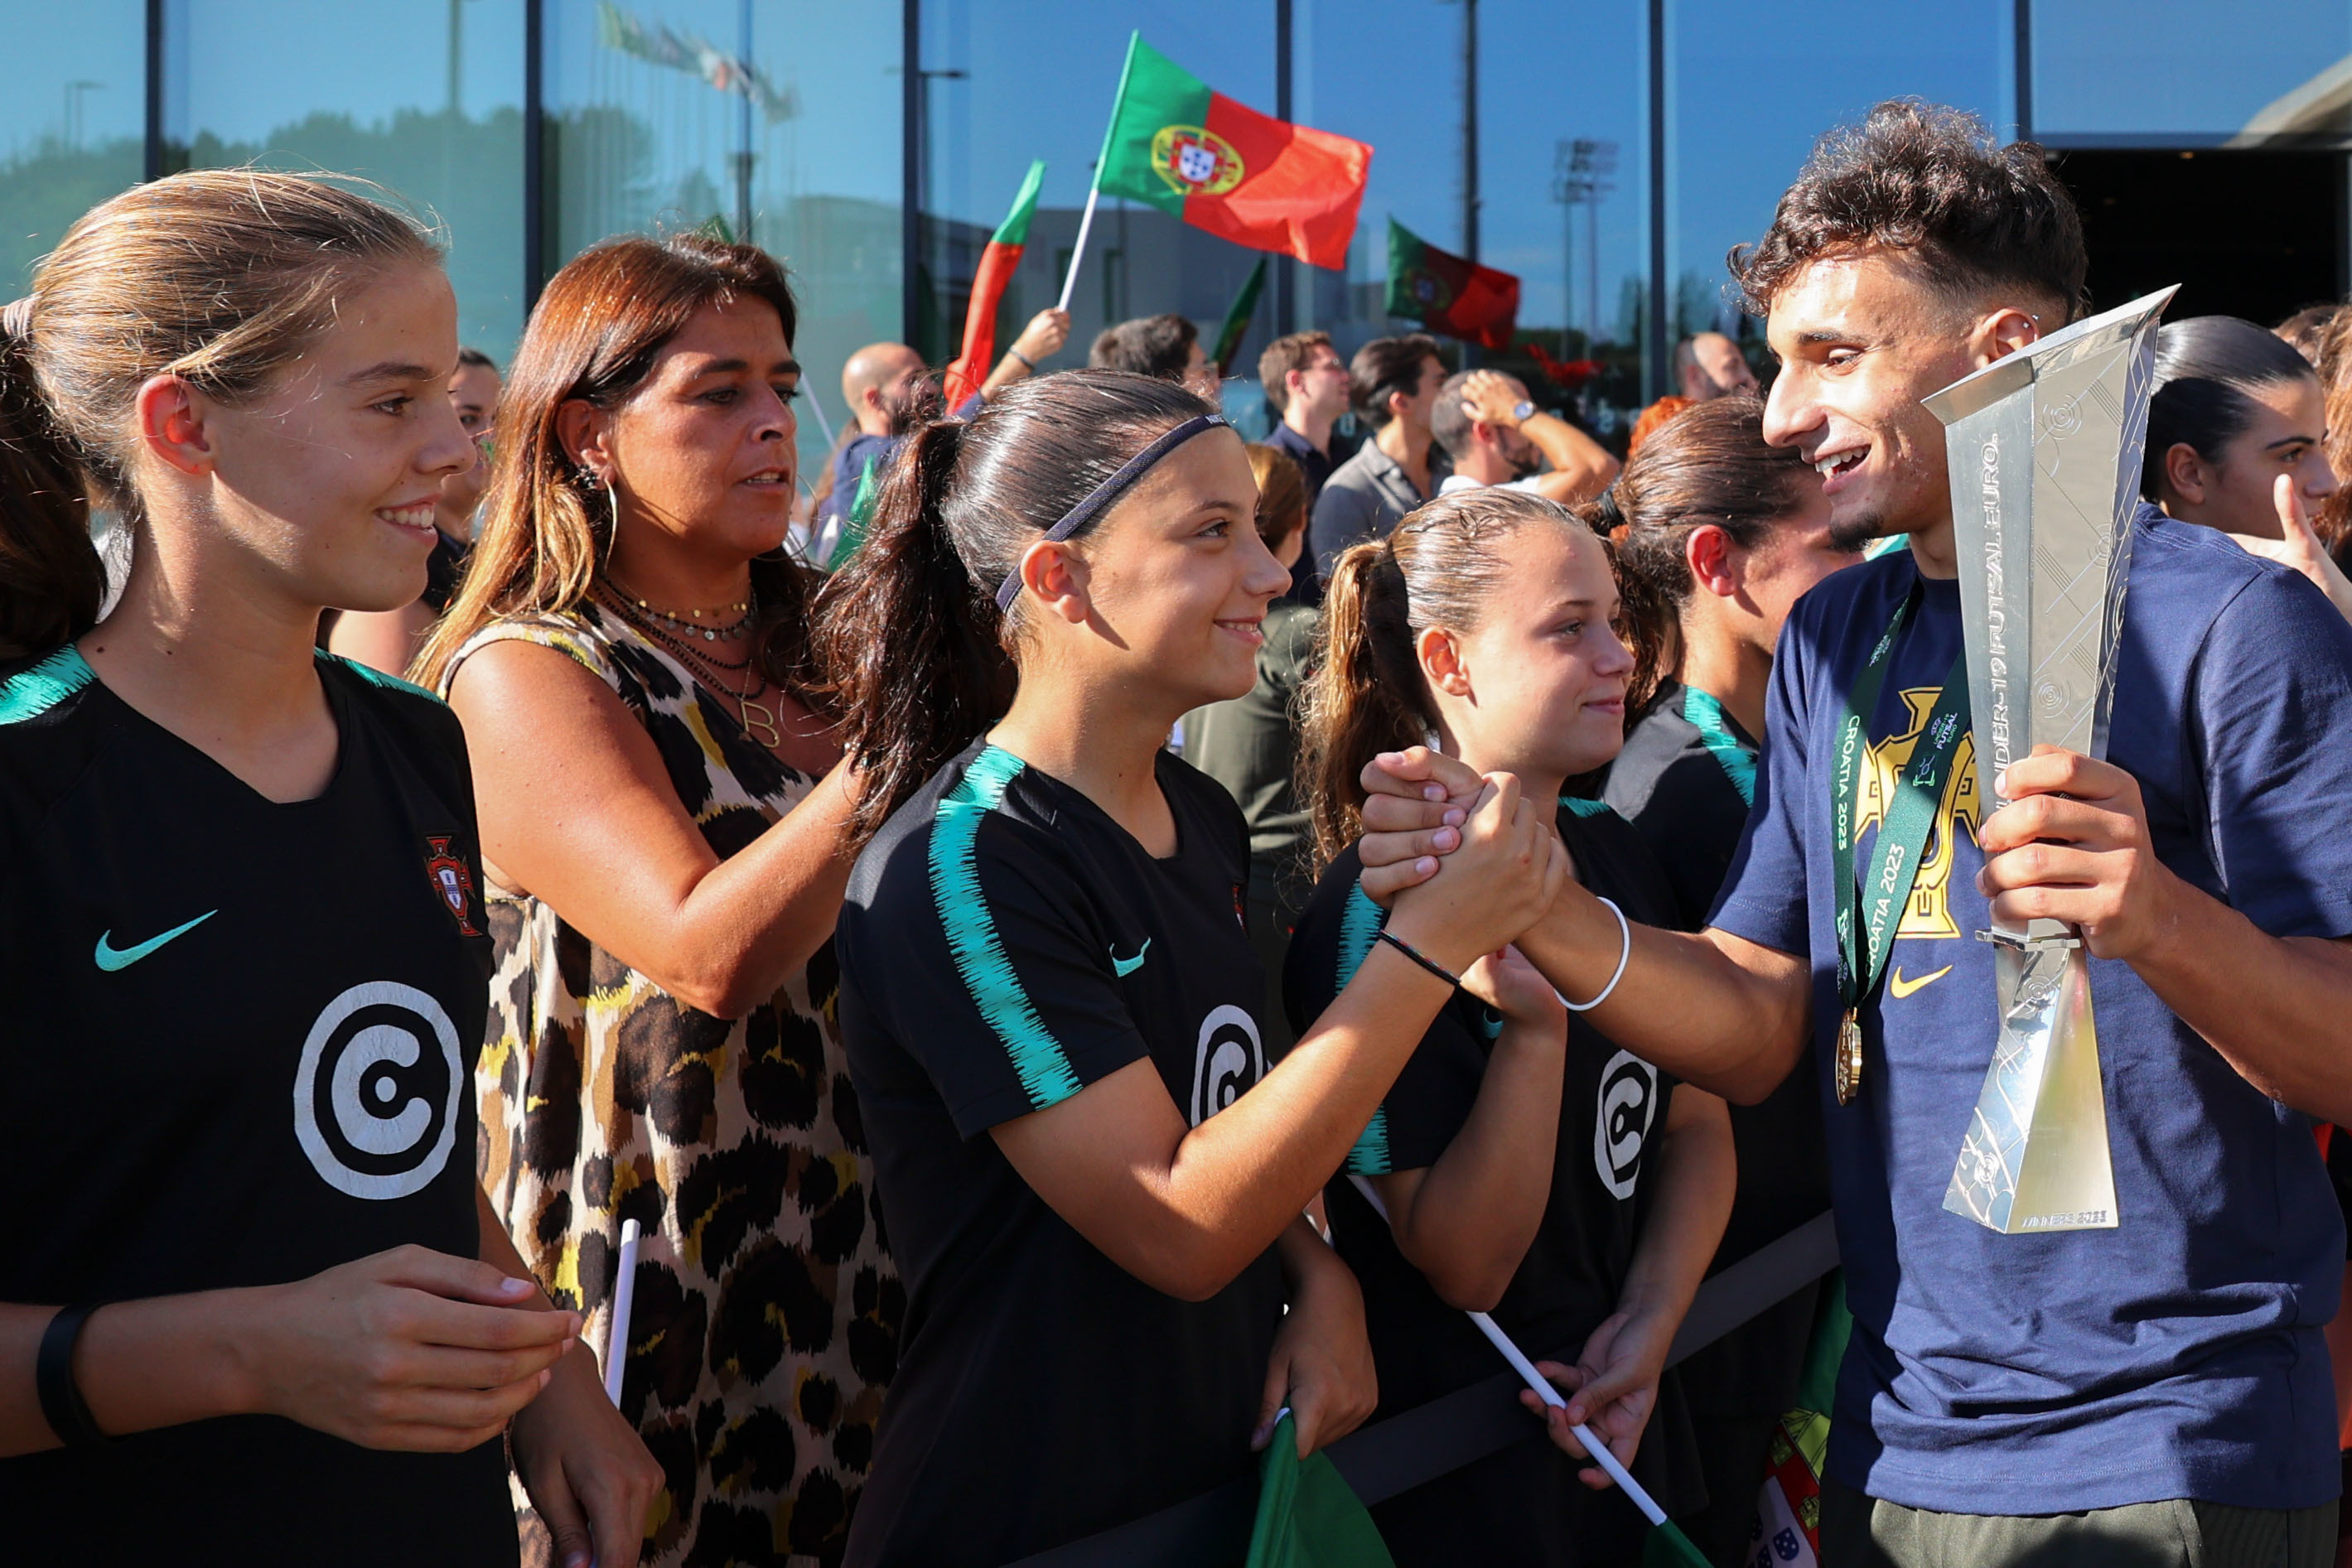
1190, 1004, 1267, 1127
1593, 1049, 1659, 1200
292, 981, 462, 1200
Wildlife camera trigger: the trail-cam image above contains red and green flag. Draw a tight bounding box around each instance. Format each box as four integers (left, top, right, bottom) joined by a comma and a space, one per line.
942, 158, 1046, 409
1385, 218, 1519, 350
1093, 35, 1371, 271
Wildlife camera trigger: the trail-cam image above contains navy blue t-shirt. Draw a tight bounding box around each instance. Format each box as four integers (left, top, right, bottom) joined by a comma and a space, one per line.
1712, 507, 2352, 1516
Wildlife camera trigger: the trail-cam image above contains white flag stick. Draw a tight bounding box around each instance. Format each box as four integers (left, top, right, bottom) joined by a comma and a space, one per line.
603, 1218, 642, 1406
1056, 183, 1102, 316
1345, 1174, 1669, 1527
798, 378, 837, 447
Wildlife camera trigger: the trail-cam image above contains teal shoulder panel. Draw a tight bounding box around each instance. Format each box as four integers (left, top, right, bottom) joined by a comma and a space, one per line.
1680, 687, 1757, 808
1334, 877, 1393, 1175
1558, 794, 1616, 818
0, 645, 94, 726
321, 652, 444, 704
927, 746, 1084, 1111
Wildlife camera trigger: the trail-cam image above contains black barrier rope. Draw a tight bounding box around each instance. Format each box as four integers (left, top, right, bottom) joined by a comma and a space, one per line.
1007, 1210, 1842, 1568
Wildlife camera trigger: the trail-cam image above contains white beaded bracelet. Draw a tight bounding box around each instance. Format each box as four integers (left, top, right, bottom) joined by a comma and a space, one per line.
1560, 896, 1630, 1013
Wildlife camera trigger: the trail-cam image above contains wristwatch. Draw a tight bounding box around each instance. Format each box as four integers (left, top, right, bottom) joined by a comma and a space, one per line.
1509, 398, 1536, 424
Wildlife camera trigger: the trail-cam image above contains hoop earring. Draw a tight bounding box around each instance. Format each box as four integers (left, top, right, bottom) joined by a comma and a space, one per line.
603, 475, 620, 566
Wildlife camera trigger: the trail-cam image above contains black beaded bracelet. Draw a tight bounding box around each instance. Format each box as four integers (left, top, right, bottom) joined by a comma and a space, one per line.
1375, 928, 1459, 989
36, 1303, 109, 1447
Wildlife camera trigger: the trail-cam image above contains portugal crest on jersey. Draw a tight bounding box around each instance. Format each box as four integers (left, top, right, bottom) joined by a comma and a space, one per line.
423, 835, 481, 937
1151, 124, 1245, 196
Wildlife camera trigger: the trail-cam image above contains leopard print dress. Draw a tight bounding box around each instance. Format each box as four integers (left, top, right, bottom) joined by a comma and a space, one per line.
445, 604, 899, 1568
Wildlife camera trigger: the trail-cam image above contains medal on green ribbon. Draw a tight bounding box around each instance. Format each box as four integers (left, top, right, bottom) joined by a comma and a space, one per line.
1829, 584, 1968, 1106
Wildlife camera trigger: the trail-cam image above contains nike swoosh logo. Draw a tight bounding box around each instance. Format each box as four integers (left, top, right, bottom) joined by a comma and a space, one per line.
1110, 940, 1151, 978
94, 910, 218, 972
1888, 963, 1953, 1001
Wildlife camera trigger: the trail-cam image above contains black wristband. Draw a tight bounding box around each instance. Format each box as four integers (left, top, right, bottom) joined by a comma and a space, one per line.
36, 1304, 109, 1447
1008, 347, 1038, 372
1374, 928, 1459, 989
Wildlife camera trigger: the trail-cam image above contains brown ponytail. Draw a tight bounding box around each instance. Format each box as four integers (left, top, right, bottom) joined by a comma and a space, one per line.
814, 369, 1215, 845
1301, 486, 1587, 866
2, 169, 439, 664
0, 320, 102, 660
1599, 396, 1814, 714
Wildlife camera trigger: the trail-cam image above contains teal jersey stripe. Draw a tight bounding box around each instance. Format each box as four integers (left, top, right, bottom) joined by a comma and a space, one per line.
0, 644, 94, 725
1334, 878, 1393, 1175
928, 746, 1084, 1111
322, 652, 443, 703
1680, 686, 1757, 808
1558, 794, 1615, 818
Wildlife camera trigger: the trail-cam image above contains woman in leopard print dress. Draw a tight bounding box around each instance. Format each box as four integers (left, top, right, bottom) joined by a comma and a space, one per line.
418, 234, 896, 1568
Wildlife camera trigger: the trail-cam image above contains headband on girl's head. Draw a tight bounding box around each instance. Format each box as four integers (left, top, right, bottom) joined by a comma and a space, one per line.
992, 413, 1229, 611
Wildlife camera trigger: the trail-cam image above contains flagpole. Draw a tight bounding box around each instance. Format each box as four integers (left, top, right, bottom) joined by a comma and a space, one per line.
1056, 181, 1101, 316
1345, 1174, 1672, 1527
1061, 32, 1143, 320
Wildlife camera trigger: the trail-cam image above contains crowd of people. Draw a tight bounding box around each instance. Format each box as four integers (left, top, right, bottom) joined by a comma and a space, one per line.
4, 96, 2352, 1568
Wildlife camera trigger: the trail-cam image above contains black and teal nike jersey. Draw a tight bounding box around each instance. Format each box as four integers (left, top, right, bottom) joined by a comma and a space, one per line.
1282, 800, 1696, 1566
836, 737, 1285, 1567
0, 647, 511, 1566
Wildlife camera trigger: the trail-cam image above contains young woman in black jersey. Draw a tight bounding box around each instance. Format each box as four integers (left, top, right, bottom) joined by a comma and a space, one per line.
815, 369, 1566, 1566
1290, 485, 1736, 1568
1596, 398, 1857, 1563
2144, 314, 2352, 622
0, 171, 658, 1566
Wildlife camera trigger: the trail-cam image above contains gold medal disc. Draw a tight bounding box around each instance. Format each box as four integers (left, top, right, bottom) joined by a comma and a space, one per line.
1835, 1009, 1863, 1105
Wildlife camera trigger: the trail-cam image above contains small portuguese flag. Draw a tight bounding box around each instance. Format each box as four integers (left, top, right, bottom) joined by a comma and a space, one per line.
1093, 34, 1371, 271
942, 158, 1046, 409
1385, 218, 1520, 350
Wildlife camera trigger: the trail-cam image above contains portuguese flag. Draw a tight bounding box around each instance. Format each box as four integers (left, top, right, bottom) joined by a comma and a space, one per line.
1093, 34, 1370, 271
942, 159, 1046, 409
1385, 218, 1520, 350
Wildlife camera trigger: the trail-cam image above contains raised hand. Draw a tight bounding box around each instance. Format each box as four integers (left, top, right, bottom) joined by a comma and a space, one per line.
1355, 746, 1484, 904
2228, 474, 2352, 624
1386, 773, 1569, 974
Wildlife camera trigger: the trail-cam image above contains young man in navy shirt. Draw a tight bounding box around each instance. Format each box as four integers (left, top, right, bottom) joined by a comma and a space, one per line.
1359, 101, 2352, 1566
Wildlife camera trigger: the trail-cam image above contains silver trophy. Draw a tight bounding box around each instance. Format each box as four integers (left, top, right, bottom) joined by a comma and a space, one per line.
1920, 285, 2176, 1235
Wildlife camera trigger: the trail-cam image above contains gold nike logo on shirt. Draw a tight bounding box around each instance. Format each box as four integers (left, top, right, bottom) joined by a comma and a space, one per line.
1888, 963, 1953, 1000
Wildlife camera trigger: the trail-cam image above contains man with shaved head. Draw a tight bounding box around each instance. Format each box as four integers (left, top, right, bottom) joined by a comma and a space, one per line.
1676, 330, 1760, 402
811, 306, 1070, 557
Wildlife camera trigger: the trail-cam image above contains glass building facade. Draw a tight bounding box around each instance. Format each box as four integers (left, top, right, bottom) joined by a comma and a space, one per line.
7, 1, 2348, 466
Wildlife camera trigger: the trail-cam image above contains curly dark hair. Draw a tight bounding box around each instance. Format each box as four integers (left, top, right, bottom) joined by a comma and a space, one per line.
1731, 101, 2086, 323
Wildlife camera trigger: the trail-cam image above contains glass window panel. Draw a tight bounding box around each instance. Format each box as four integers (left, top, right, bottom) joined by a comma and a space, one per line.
1669, 0, 2010, 381
547, 0, 901, 474
1299, 0, 1650, 430
168, 0, 528, 362
2033, 1, 2352, 144
917, 1, 1274, 409
0, 5, 147, 293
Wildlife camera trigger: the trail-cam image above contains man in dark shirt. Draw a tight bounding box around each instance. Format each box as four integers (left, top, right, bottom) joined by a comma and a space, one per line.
1257, 330, 1356, 604
1308, 334, 1446, 581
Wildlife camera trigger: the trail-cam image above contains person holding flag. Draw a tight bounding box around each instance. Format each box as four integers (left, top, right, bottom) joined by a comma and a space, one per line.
1288, 485, 1733, 1566
817, 369, 1567, 1566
